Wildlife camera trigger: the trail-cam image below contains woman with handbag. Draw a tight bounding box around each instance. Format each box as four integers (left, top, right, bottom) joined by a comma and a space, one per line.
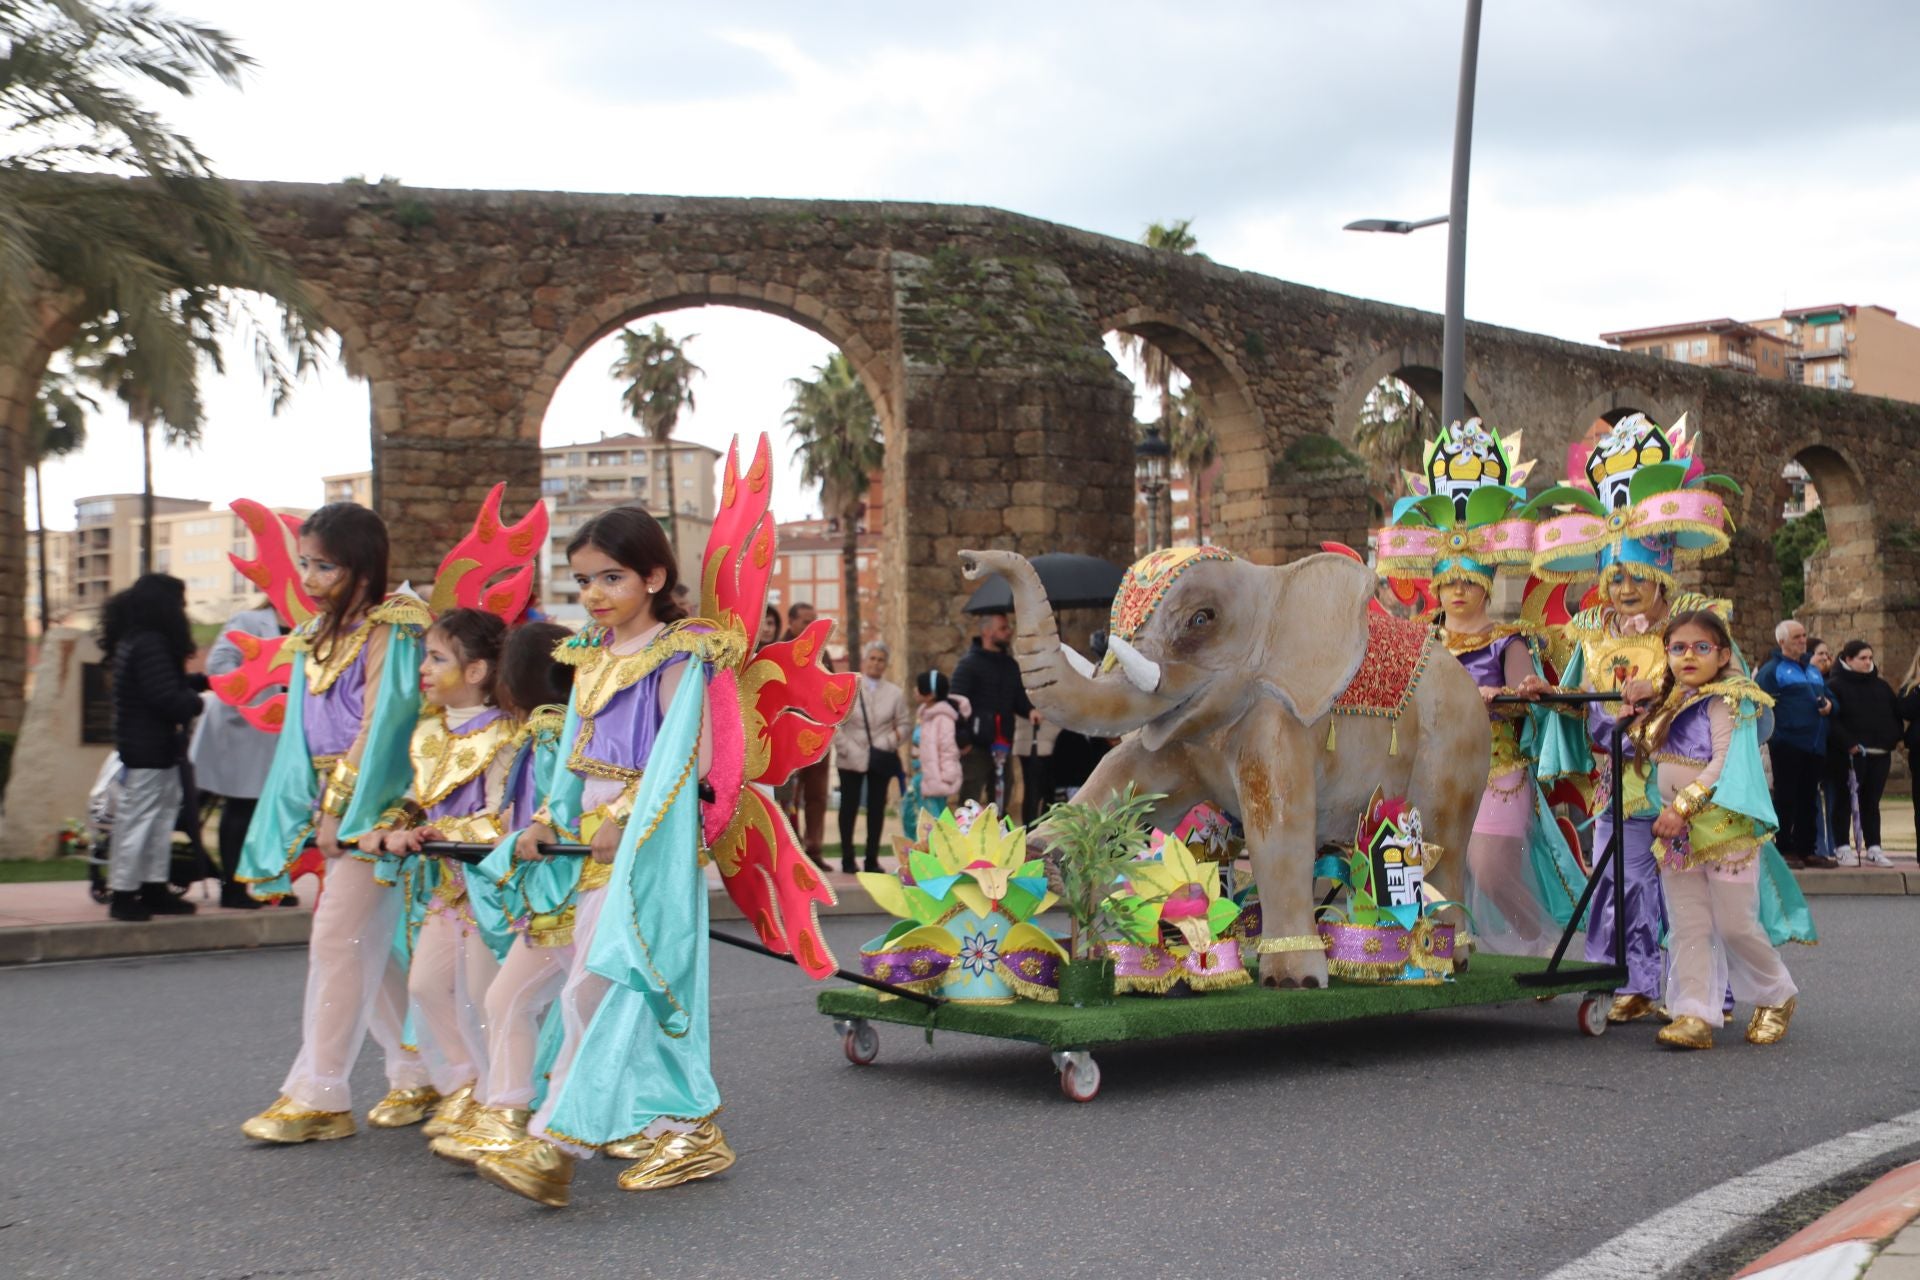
834, 640, 912, 874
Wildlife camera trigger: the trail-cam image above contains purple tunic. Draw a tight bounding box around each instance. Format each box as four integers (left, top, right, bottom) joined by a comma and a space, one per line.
1658, 698, 1715, 766
302, 641, 372, 759
573, 651, 691, 791
1455, 634, 1522, 692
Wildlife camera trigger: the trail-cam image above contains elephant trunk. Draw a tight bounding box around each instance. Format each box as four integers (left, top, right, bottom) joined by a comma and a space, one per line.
958, 549, 1169, 738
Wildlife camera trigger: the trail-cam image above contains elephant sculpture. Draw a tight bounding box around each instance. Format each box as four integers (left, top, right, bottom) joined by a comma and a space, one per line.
958, 547, 1491, 988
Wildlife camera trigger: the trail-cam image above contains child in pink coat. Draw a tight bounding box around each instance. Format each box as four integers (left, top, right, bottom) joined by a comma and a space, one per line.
913, 671, 970, 828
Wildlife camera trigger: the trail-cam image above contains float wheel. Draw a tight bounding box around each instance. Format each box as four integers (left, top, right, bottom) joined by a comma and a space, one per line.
1578, 995, 1609, 1037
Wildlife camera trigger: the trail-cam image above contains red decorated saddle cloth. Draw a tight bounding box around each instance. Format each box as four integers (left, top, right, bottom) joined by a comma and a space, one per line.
1328, 614, 1431, 750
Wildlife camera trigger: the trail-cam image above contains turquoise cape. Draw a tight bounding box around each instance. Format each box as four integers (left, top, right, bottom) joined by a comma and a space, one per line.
236, 623, 422, 898
539, 662, 719, 1146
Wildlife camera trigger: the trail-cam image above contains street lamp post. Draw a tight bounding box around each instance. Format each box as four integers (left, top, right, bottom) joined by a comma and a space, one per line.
1135, 424, 1171, 554
1343, 0, 1483, 428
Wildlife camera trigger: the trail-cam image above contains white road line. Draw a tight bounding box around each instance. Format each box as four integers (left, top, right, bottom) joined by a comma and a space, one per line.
1541, 1106, 1920, 1279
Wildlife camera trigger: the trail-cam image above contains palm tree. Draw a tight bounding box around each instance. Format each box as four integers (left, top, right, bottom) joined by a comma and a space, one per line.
785, 352, 882, 655
1114, 219, 1202, 444
28, 365, 92, 634
1, 2, 326, 399
1354, 376, 1436, 518
67, 312, 215, 571
609, 322, 702, 547
1166, 387, 1217, 544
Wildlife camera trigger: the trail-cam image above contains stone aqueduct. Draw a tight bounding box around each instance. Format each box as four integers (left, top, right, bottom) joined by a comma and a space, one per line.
6, 180, 1920, 731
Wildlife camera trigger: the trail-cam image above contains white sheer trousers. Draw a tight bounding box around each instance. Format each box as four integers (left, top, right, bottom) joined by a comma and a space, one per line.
280, 856, 430, 1111
1659, 864, 1796, 1023
478, 935, 572, 1109
408, 907, 501, 1095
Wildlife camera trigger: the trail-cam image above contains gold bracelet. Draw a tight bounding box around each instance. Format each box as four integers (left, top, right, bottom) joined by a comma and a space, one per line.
1256, 934, 1331, 954
318, 784, 354, 818
1671, 782, 1714, 820
373, 805, 412, 832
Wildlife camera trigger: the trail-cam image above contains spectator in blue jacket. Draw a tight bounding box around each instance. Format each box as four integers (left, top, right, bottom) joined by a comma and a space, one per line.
1757, 618, 1834, 868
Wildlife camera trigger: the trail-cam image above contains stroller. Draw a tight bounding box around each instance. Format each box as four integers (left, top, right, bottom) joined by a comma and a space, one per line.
83, 754, 220, 905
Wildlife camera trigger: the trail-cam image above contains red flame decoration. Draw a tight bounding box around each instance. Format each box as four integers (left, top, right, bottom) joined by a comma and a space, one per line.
427, 483, 549, 623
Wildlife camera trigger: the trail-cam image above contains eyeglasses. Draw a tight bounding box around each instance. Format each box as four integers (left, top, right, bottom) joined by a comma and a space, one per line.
1666, 641, 1721, 657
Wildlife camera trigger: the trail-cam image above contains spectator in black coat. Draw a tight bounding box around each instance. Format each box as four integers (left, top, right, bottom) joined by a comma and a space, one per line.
1826, 639, 1901, 867
100, 574, 209, 922
950, 611, 1036, 809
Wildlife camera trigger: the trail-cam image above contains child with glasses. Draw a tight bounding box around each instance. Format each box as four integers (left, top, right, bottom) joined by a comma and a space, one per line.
1627, 610, 1799, 1050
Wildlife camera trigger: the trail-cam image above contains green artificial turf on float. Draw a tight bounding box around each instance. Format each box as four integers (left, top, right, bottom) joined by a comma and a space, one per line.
816, 954, 1605, 1049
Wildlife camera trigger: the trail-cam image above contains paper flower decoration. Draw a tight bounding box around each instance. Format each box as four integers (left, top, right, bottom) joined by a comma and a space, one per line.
853, 806, 1066, 1002
1314, 788, 1457, 984
1101, 835, 1251, 994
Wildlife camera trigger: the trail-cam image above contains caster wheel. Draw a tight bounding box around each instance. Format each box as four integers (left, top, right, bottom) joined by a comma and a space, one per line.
1578, 995, 1609, 1038
1057, 1054, 1101, 1103
842, 1021, 879, 1066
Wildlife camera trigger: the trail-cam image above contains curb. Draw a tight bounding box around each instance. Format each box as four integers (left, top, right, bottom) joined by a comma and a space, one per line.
0, 888, 893, 966
1791, 870, 1920, 896
1736, 1161, 1920, 1279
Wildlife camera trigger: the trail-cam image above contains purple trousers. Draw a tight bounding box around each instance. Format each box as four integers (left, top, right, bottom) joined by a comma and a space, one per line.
1583, 814, 1665, 999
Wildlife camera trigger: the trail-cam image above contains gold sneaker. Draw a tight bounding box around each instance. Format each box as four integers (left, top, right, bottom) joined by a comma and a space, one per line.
604, 1132, 659, 1161
241, 1095, 356, 1144
1746, 996, 1797, 1046
1607, 993, 1659, 1024
1657, 1014, 1714, 1050
616, 1120, 736, 1192
421, 1083, 476, 1139
476, 1136, 574, 1208
367, 1085, 442, 1129
432, 1105, 530, 1166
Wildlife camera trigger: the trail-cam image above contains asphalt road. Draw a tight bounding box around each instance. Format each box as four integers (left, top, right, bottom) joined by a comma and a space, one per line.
4, 899, 1918, 1280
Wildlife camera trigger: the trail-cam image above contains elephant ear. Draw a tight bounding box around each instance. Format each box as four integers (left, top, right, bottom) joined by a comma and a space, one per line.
1261, 553, 1374, 725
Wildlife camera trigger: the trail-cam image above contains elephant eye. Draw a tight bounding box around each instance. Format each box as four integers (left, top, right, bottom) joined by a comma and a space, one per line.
1188, 608, 1215, 629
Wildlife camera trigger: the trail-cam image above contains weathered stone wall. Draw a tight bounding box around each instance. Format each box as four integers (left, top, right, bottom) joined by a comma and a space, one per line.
6, 180, 1920, 747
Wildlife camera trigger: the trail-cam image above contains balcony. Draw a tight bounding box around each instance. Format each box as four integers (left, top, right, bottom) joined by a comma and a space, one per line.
1710, 350, 1757, 373
1799, 345, 1846, 360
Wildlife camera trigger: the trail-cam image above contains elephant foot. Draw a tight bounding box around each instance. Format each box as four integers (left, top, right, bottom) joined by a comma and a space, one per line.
1259, 950, 1328, 989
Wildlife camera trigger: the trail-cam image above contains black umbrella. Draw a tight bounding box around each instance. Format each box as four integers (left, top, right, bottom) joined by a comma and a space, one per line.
962, 552, 1126, 615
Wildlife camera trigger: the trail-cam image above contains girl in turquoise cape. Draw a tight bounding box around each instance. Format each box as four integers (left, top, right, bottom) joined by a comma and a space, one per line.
1629, 610, 1798, 1050
430, 619, 577, 1166
475, 507, 741, 1209
360, 607, 518, 1147
238, 503, 434, 1144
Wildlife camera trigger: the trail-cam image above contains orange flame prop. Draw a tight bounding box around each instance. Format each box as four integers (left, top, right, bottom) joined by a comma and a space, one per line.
213, 627, 297, 734
228, 500, 316, 628
701, 434, 858, 980
428, 483, 549, 623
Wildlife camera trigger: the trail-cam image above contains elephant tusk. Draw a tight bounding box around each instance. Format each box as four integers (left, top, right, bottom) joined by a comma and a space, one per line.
1107, 635, 1163, 694
1062, 644, 1097, 680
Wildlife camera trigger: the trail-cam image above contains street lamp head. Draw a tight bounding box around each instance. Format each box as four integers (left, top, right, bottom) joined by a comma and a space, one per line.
1135, 423, 1171, 491
1343, 215, 1449, 235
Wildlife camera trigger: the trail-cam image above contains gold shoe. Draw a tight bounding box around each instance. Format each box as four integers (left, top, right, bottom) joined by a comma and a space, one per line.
1657, 1014, 1715, 1050
432, 1105, 531, 1166
241, 1094, 356, 1144
603, 1132, 660, 1161
421, 1083, 475, 1139
476, 1137, 573, 1208
1607, 993, 1658, 1024
367, 1085, 442, 1129
1746, 996, 1797, 1046
616, 1120, 736, 1192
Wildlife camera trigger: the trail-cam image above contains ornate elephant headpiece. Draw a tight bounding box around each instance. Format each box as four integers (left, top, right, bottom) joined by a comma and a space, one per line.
1108, 545, 1237, 643
1375, 419, 1536, 594
1521, 413, 1740, 589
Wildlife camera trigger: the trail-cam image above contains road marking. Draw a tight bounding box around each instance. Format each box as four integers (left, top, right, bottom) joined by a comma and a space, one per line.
1541, 1106, 1920, 1279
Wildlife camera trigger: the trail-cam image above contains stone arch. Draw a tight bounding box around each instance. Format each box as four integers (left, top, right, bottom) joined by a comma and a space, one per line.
1336, 345, 1492, 445
1789, 443, 1879, 628
1098, 307, 1267, 550
522, 283, 897, 448
1572, 386, 1681, 435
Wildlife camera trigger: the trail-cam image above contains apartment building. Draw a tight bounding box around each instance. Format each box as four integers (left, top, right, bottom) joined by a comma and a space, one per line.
322, 471, 373, 507
1599, 318, 1794, 380
1604, 304, 1920, 403
24, 528, 75, 634
67, 493, 212, 613
539, 434, 721, 618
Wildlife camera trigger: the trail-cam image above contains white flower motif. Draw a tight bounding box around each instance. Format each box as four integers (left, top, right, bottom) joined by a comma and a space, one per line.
957, 930, 1001, 977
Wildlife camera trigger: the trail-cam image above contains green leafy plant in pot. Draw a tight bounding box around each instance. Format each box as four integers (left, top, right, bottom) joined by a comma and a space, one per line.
1036, 785, 1164, 1006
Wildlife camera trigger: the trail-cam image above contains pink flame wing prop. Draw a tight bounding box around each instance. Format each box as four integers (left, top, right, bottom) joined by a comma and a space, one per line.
428, 483, 549, 623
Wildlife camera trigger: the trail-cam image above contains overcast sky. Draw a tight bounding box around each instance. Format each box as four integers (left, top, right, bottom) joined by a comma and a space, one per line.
34, 0, 1920, 529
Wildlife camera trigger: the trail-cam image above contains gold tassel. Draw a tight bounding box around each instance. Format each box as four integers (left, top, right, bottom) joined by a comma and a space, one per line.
1326, 719, 1337, 752
1389, 721, 1399, 756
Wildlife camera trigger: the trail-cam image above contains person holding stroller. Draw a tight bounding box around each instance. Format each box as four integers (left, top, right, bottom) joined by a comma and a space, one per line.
100, 574, 209, 922
1825, 639, 1900, 867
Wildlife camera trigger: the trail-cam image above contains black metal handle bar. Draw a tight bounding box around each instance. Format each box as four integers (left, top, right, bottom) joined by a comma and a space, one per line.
415, 841, 944, 1008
